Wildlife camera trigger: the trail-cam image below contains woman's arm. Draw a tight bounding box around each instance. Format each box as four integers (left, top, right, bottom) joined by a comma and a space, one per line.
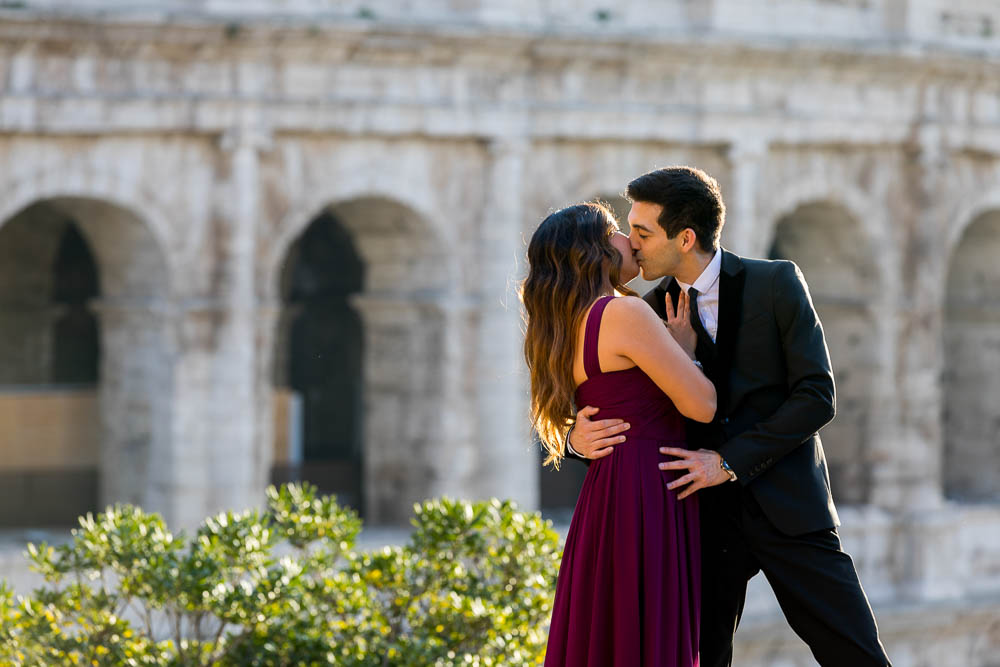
603, 297, 717, 423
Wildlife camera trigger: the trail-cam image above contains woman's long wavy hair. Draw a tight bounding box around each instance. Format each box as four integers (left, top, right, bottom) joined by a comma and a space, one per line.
520, 202, 637, 469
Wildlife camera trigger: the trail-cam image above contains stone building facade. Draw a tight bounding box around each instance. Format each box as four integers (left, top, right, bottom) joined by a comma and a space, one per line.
1, 0, 1000, 663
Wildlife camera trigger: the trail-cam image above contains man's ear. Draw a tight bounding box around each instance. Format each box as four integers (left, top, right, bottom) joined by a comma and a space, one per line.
681, 228, 698, 252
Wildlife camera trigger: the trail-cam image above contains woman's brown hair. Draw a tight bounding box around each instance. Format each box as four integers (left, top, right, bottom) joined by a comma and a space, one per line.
520, 202, 636, 468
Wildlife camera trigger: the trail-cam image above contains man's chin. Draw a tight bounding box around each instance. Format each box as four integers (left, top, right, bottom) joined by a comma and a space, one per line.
639, 265, 664, 281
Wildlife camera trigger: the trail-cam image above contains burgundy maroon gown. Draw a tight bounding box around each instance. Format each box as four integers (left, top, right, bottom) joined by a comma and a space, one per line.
544, 295, 700, 666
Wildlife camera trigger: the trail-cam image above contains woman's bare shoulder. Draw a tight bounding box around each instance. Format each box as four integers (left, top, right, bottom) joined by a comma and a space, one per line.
603, 295, 656, 322
601, 296, 660, 339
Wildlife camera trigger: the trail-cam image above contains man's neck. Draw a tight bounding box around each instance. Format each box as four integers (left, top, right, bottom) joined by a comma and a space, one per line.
675, 250, 716, 286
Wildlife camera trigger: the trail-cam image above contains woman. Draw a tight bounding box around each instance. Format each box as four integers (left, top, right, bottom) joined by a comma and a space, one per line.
521, 202, 716, 666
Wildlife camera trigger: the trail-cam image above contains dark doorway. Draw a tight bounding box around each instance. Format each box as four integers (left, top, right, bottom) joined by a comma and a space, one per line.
52, 224, 101, 384
274, 211, 366, 514
538, 449, 588, 524
0, 210, 101, 527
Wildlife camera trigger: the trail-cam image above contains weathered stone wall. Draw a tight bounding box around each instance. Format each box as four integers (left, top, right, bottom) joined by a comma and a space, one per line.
943, 210, 1000, 501
0, 2, 999, 663
0, 390, 99, 526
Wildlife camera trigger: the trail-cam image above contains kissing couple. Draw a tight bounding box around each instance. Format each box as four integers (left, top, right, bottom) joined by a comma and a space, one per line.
521, 166, 892, 666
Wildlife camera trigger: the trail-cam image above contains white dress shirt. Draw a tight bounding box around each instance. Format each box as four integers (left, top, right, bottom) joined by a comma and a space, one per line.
675, 250, 722, 343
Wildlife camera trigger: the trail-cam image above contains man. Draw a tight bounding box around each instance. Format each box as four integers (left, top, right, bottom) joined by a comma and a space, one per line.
567, 166, 891, 666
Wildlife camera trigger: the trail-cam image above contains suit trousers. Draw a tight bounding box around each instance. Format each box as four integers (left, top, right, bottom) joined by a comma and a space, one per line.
698, 483, 892, 667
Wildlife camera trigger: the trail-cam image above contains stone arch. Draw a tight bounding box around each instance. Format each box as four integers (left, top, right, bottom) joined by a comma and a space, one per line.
0, 167, 180, 295
271, 210, 366, 512
262, 188, 453, 303
943, 187, 1000, 264
0, 196, 174, 525
269, 196, 456, 524
942, 208, 1000, 501
768, 200, 883, 505
762, 177, 889, 268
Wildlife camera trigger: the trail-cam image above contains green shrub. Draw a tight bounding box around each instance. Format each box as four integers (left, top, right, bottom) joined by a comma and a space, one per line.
0, 485, 560, 666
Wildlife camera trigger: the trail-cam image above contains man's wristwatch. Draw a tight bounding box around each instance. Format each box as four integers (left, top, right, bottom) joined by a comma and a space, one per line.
720, 458, 738, 482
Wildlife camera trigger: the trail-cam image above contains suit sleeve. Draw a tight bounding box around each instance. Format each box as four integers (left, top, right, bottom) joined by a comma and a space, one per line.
563, 426, 589, 466
716, 261, 836, 484
642, 284, 667, 319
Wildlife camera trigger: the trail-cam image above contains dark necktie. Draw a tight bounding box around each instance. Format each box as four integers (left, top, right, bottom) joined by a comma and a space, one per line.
688, 287, 716, 361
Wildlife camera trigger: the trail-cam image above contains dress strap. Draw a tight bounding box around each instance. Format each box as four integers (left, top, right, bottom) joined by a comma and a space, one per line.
583, 295, 615, 379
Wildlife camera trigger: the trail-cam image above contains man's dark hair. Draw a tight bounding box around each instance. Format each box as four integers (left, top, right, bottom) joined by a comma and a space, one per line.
625, 166, 725, 252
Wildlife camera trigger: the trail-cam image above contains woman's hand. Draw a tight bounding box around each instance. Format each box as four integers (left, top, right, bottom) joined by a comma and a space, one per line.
664, 291, 697, 360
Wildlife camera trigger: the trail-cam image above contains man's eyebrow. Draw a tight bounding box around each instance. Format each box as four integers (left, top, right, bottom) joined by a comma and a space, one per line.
630, 222, 654, 233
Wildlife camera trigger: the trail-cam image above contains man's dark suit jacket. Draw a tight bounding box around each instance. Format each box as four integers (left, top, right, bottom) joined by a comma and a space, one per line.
640, 249, 839, 536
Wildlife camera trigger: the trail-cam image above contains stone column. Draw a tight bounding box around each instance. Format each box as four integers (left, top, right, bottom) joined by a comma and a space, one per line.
433, 294, 481, 499
868, 348, 943, 514
92, 299, 174, 513
871, 126, 946, 514
350, 289, 482, 523
723, 138, 767, 257
883, 125, 951, 603
475, 137, 537, 509
216, 119, 269, 514
163, 119, 270, 528
253, 301, 282, 496
351, 293, 435, 524
895, 509, 964, 601
204, 118, 270, 517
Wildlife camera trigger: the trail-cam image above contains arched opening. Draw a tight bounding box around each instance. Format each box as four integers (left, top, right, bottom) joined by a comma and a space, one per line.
0, 207, 100, 526
0, 197, 171, 527
943, 210, 1000, 501
52, 225, 101, 384
272, 212, 366, 512
271, 197, 452, 524
769, 202, 880, 505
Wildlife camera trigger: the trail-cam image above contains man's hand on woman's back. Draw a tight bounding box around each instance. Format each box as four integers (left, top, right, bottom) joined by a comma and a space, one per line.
568, 406, 630, 460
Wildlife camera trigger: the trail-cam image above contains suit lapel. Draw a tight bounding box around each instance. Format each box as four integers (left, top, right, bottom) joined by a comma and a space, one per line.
665, 277, 681, 316
644, 277, 676, 320
715, 249, 746, 408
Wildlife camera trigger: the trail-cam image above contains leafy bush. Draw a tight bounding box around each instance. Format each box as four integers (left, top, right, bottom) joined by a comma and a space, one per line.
0, 485, 560, 666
